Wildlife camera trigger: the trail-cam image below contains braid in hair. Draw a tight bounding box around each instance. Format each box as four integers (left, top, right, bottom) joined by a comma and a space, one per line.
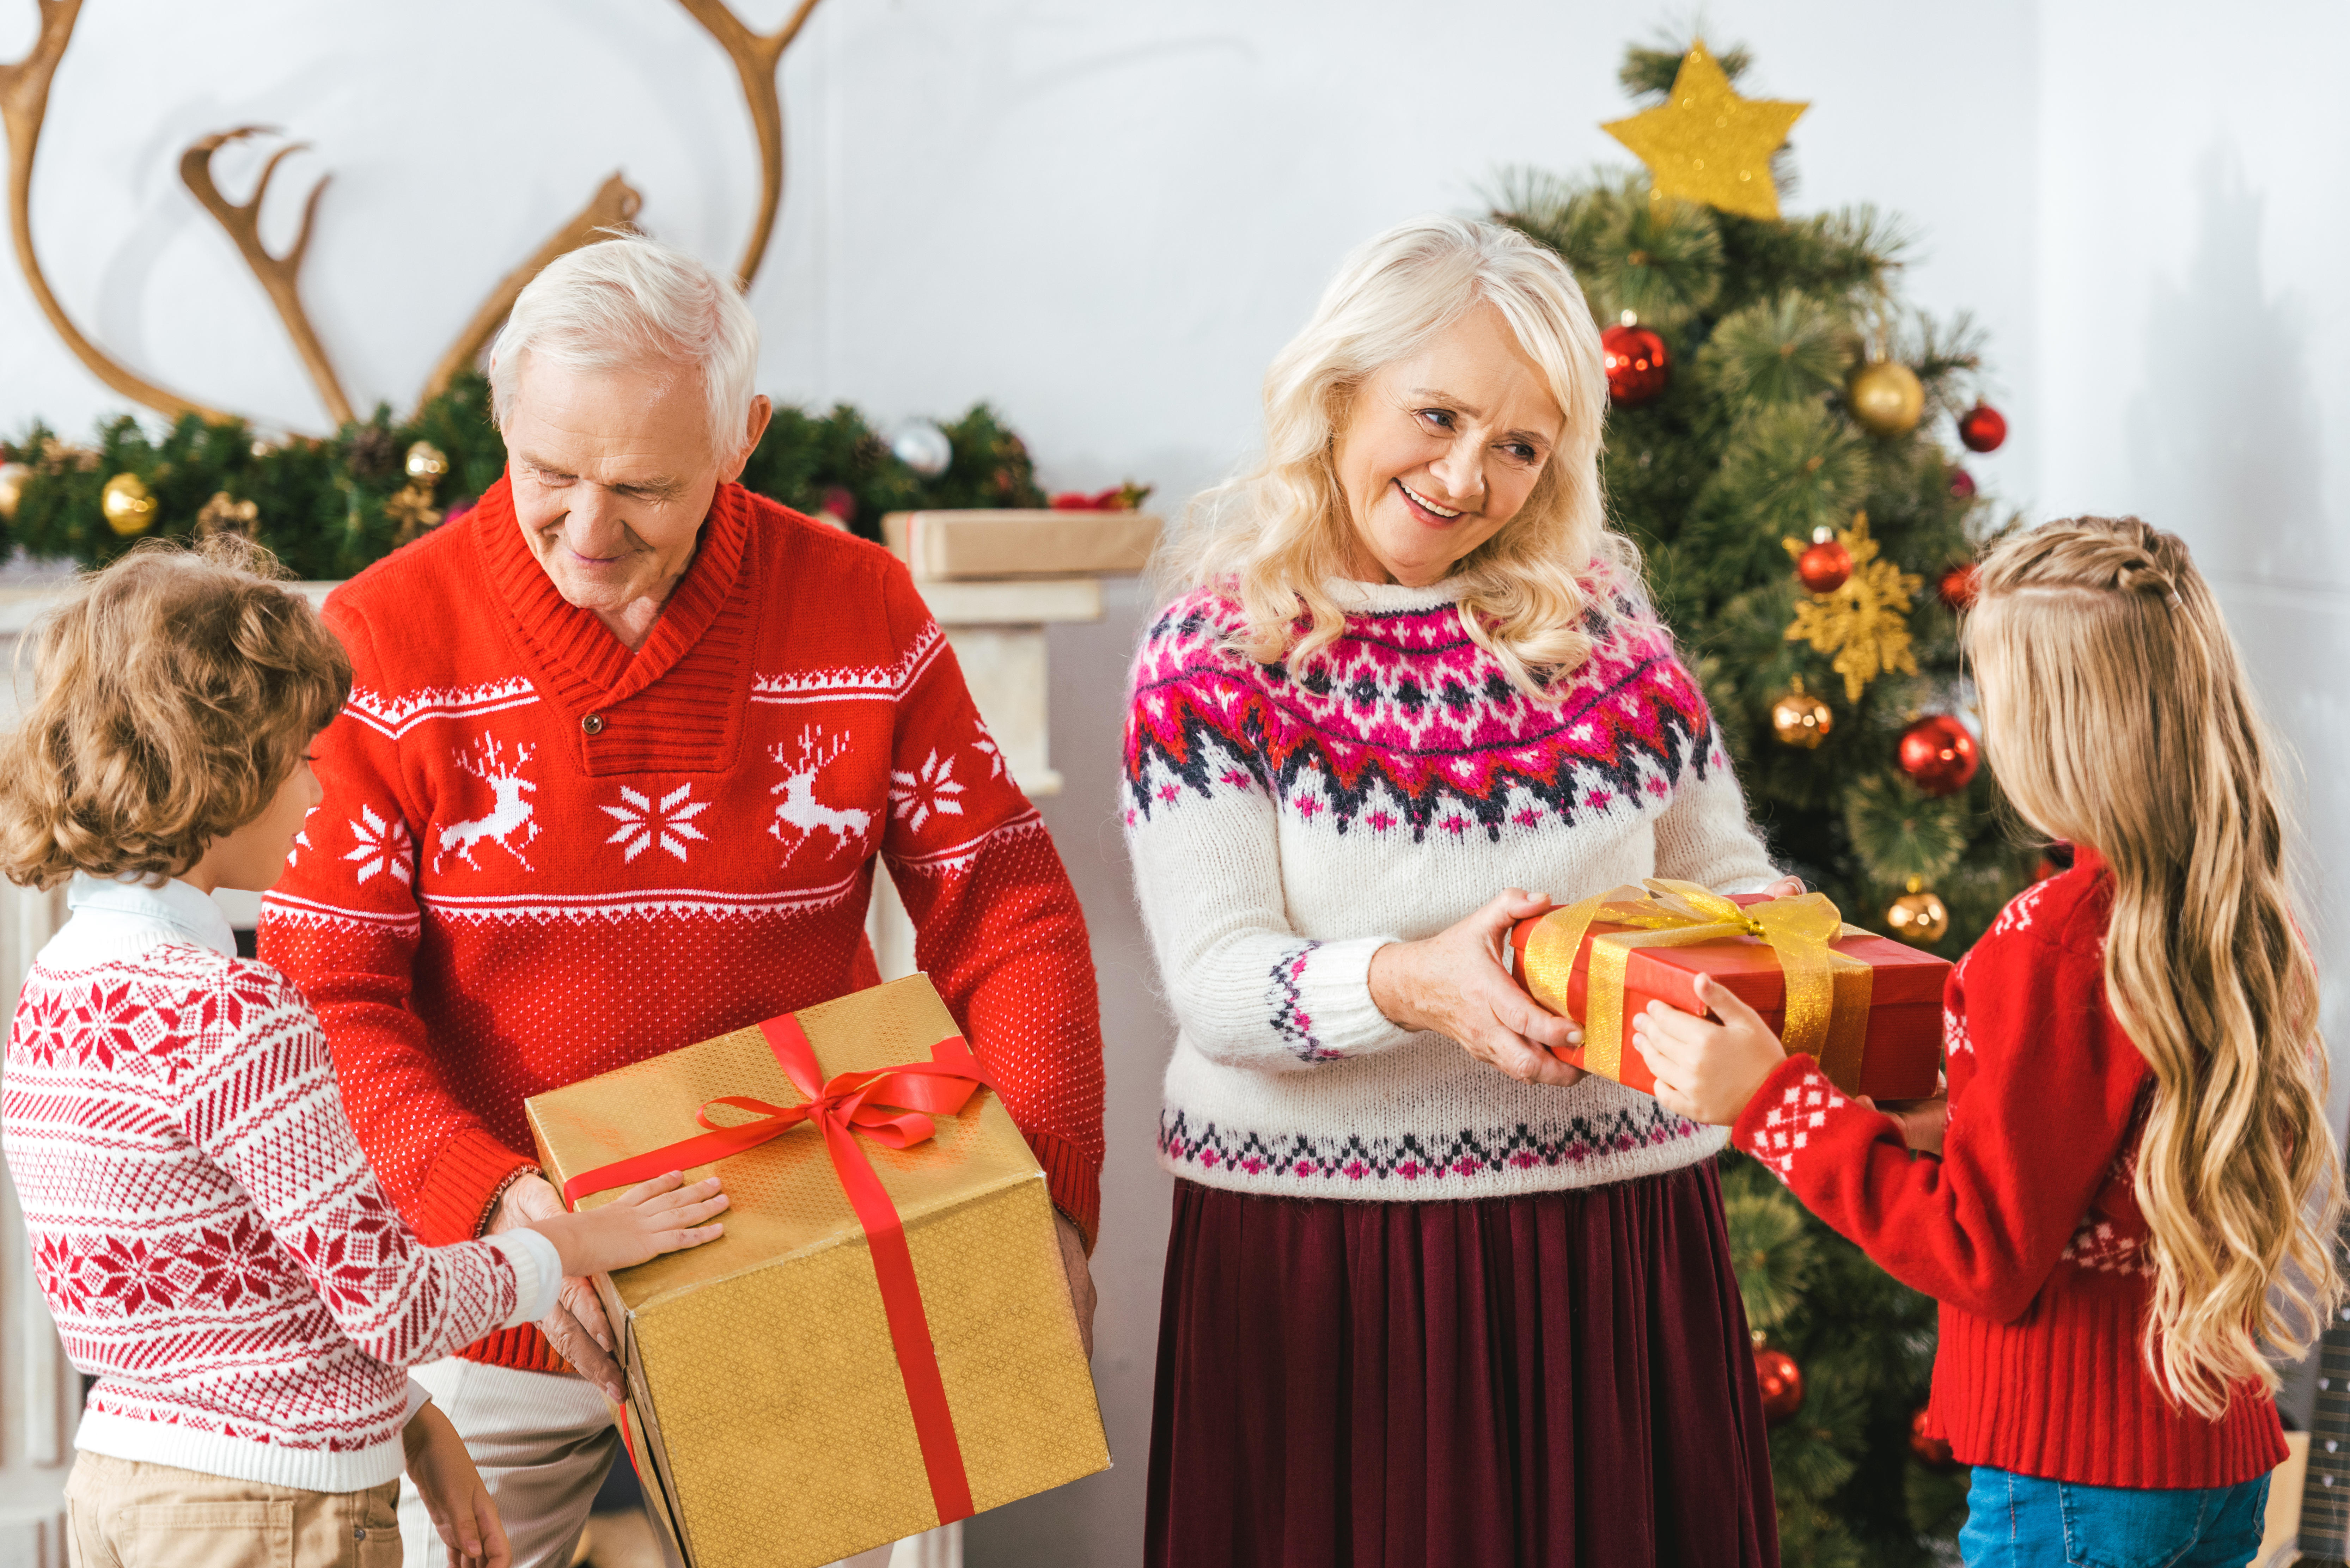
1965, 515, 2340, 1418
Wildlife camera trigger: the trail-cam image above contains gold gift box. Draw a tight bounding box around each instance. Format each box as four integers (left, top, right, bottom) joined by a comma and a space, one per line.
525, 975, 1109, 1568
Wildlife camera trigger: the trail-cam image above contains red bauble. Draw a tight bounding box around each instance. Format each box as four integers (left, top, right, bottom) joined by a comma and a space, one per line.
1937, 562, 1980, 612
1753, 1343, 1805, 1425
1958, 402, 2008, 453
1909, 1405, 1959, 1469
1947, 466, 1976, 499
1899, 715, 1980, 797
1602, 323, 1670, 406
1796, 536, 1854, 594
816, 485, 857, 527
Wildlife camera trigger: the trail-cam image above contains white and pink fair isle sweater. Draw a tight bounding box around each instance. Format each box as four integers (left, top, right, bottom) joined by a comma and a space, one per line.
0, 876, 560, 1492
1122, 577, 1782, 1201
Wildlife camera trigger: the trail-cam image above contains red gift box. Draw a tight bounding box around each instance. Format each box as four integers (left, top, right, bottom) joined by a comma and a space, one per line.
1508, 884, 1947, 1101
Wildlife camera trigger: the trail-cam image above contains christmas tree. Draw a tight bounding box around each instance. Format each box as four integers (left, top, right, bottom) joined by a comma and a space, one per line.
1493, 39, 2039, 1564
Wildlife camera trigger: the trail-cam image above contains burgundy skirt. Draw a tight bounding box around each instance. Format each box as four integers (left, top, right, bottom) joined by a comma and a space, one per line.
1144, 1162, 1777, 1568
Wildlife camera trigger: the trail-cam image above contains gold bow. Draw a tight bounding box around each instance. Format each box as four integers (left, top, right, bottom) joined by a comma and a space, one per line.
1521, 879, 1874, 1085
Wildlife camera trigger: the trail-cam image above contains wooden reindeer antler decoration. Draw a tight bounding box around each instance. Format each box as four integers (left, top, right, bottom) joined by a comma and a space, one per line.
181, 127, 353, 429
7, 0, 825, 430
417, 171, 643, 408
1, 0, 225, 422
674, 0, 824, 288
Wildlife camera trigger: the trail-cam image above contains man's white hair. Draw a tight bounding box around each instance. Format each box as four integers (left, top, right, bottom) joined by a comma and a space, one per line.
488, 234, 761, 461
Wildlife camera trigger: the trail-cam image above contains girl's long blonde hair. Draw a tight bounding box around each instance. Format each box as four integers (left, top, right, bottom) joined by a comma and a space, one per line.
1968, 516, 2341, 1418
1170, 215, 1640, 696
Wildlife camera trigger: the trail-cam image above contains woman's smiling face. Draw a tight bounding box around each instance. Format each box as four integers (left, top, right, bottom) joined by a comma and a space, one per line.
1331, 301, 1565, 588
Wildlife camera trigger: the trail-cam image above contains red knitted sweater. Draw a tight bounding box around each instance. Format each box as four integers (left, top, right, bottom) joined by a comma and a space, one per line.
1732, 850, 2286, 1489
260, 476, 1106, 1376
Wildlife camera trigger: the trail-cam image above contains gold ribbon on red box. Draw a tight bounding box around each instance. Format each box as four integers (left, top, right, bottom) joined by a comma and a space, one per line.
1520, 879, 1875, 1085
561, 1016, 995, 1526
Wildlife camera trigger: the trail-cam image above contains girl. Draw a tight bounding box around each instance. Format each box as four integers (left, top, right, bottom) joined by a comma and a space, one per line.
0, 539, 729, 1568
1632, 516, 2340, 1567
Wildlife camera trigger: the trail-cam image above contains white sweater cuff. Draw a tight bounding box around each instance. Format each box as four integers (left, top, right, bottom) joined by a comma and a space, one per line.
488, 1229, 563, 1329
1290, 934, 1419, 1059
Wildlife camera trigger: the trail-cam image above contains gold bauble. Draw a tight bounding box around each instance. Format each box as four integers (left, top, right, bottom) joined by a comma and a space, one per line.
1847, 360, 1924, 437
0, 461, 29, 522
404, 441, 450, 486
1886, 877, 1951, 946
1770, 678, 1832, 749
100, 472, 158, 536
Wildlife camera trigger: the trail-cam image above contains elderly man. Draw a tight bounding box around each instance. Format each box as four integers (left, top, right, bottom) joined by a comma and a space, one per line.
259, 235, 1105, 1568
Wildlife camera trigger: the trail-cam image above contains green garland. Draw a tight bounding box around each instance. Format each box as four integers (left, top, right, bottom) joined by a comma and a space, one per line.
1, 373, 1045, 580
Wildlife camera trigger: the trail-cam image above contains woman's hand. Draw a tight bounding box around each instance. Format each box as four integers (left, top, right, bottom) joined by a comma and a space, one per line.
1368, 889, 1586, 1087
404, 1401, 510, 1568
1631, 975, 1788, 1126
1759, 874, 1806, 900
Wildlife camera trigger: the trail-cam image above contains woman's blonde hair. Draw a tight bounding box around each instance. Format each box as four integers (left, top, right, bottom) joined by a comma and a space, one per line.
1967, 516, 2341, 1418
0, 537, 351, 890
1170, 214, 1638, 696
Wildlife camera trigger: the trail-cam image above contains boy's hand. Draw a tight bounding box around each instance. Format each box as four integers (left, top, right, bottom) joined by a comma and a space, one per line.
529, 1171, 729, 1283
1631, 975, 1788, 1127
404, 1401, 509, 1568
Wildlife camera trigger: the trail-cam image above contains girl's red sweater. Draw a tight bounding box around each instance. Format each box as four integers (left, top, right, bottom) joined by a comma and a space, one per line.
1731, 850, 2286, 1488
259, 477, 1106, 1376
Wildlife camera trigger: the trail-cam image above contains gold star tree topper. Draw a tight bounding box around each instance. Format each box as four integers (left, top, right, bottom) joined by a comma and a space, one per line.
1602, 42, 1808, 221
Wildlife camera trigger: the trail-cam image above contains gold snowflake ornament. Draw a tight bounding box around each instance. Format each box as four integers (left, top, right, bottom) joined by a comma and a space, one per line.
1784, 513, 1919, 703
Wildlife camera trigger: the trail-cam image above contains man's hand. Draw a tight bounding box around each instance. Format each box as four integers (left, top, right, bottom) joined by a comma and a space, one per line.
490, 1174, 625, 1401
1631, 975, 1788, 1127
1054, 1212, 1096, 1359
1368, 889, 1587, 1087
404, 1401, 511, 1568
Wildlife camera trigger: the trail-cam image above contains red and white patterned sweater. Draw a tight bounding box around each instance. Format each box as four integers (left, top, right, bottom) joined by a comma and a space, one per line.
258, 476, 1105, 1377
1733, 848, 2287, 1488
2, 876, 557, 1490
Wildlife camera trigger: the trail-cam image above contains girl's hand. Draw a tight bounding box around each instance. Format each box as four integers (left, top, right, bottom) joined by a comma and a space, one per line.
528, 1171, 730, 1281
1368, 889, 1586, 1087
1631, 975, 1787, 1126
1857, 1075, 1951, 1156
404, 1401, 510, 1568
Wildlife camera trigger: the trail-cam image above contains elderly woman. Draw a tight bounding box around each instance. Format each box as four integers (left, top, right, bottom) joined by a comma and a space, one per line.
260, 235, 1104, 1568
1124, 216, 1789, 1566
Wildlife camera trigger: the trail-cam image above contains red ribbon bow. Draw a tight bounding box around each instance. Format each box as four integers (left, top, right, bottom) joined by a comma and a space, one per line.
562, 1016, 996, 1527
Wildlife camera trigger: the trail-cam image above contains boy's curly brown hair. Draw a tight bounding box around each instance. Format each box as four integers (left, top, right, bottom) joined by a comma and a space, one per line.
0, 536, 352, 890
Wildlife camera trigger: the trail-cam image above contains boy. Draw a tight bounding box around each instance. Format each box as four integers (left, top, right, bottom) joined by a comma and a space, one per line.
0, 540, 726, 1567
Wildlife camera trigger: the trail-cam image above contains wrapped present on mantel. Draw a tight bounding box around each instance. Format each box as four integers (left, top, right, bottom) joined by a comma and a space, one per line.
525, 976, 1109, 1568
882, 507, 1161, 580
1509, 881, 1948, 1101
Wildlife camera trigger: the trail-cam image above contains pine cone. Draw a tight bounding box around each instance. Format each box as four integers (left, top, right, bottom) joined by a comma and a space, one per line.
345, 426, 399, 481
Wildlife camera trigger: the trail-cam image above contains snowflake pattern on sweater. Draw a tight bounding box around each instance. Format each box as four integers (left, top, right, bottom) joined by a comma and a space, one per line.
1123, 578, 1782, 1200
2, 879, 533, 1492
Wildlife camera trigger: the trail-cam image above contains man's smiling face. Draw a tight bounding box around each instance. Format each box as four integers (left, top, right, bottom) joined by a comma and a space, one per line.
503, 353, 728, 622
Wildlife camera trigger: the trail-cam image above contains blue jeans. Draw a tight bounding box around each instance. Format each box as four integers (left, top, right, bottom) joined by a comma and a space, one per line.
1960, 1466, 2271, 1568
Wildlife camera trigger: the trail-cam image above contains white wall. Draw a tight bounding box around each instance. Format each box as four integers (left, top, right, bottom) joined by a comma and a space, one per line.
15, 2, 2347, 1563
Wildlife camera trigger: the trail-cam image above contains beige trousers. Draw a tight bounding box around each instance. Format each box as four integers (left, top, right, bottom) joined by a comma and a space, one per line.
64, 1451, 401, 1568
397, 1359, 618, 1568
